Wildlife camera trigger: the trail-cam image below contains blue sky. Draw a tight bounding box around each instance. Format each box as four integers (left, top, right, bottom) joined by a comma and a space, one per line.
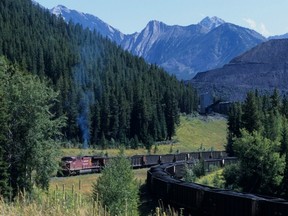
35, 0, 288, 37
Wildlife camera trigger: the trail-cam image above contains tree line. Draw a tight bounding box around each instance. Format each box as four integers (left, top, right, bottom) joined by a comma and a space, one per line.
225, 89, 288, 198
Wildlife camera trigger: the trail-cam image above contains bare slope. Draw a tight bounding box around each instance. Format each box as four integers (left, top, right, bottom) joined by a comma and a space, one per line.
192, 39, 288, 101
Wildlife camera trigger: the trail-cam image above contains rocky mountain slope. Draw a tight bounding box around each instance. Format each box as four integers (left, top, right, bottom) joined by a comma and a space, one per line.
191, 39, 288, 101
50, 5, 266, 80
50, 5, 124, 44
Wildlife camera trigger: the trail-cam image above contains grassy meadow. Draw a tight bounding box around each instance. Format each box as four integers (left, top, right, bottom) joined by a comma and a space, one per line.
61, 114, 227, 158
49, 168, 149, 196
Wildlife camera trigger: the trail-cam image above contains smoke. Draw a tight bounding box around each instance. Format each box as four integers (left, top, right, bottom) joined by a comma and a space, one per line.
77, 93, 90, 149
73, 47, 99, 148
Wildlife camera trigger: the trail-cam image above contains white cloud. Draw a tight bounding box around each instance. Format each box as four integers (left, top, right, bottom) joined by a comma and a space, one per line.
259, 23, 270, 36
243, 18, 257, 29
243, 18, 270, 37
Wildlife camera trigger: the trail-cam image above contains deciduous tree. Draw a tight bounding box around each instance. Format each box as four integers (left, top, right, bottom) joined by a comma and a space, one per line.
0, 57, 66, 196
93, 150, 139, 215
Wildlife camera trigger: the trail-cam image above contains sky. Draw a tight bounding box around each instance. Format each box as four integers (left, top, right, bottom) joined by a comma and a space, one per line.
35, 0, 288, 37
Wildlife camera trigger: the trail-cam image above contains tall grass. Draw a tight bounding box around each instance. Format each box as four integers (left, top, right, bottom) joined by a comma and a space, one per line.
0, 187, 108, 216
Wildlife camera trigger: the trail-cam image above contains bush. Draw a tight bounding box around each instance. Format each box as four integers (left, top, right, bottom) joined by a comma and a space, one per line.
93, 150, 139, 215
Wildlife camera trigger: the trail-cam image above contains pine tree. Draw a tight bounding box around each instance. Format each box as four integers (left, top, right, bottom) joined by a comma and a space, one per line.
270, 88, 281, 112
280, 121, 288, 156
164, 91, 180, 140
282, 95, 288, 118
242, 91, 261, 133
281, 120, 288, 198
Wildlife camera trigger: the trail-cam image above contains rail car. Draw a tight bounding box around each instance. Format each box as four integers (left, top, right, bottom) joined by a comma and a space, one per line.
147, 162, 288, 216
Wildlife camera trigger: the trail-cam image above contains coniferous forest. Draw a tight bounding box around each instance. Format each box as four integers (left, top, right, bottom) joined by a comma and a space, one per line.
0, 0, 197, 149
225, 90, 288, 197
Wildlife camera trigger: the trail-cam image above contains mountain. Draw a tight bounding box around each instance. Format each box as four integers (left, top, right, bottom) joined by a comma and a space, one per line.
50, 5, 124, 44
269, 33, 288, 40
50, 5, 266, 80
191, 39, 288, 101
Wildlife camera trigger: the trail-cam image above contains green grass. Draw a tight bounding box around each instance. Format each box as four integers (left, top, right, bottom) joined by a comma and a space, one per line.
50, 168, 149, 196
155, 114, 227, 154
60, 148, 149, 157
195, 169, 225, 188
60, 114, 227, 157
173, 114, 227, 152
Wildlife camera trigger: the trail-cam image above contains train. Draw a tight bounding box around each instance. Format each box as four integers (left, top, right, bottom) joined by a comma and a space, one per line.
147, 162, 288, 216
57, 150, 229, 176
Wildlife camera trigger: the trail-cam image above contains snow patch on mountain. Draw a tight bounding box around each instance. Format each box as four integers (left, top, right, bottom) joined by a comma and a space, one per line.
199, 16, 225, 31
51, 5, 71, 17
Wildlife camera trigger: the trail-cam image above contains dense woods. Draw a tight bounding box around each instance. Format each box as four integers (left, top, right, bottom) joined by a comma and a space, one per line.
226, 90, 288, 197
0, 0, 197, 150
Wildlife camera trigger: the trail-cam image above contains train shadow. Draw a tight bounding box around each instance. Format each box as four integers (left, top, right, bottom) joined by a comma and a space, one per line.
139, 183, 159, 216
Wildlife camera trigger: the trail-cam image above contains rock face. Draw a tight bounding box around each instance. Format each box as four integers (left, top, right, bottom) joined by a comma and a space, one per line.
191, 39, 288, 101
50, 5, 266, 80
122, 21, 266, 80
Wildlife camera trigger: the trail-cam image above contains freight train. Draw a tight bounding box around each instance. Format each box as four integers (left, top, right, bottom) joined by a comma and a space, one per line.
57, 150, 228, 176
147, 161, 288, 216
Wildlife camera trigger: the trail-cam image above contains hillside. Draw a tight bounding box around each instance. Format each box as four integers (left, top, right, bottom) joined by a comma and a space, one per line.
191, 39, 288, 101
0, 0, 197, 148
50, 5, 266, 80
60, 114, 227, 157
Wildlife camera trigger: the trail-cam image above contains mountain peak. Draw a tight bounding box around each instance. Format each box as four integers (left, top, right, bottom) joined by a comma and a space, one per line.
144, 20, 168, 33
147, 20, 166, 27
199, 16, 225, 30
51, 5, 71, 16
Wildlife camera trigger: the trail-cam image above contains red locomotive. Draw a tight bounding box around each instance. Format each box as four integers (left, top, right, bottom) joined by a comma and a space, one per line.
58, 156, 106, 176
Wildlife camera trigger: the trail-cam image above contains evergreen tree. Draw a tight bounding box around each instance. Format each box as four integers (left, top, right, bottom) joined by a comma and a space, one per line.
280, 120, 288, 156
242, 91, 261, 133
226, 102, 242, 156
282, 95, 288, 119
164, 91, 180, 140
270, 89, 281, 112
264, 109, 282, 142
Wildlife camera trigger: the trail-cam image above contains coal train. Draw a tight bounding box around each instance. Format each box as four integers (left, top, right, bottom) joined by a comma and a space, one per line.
57, 150, 228, 176
147, 162, 288, 216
